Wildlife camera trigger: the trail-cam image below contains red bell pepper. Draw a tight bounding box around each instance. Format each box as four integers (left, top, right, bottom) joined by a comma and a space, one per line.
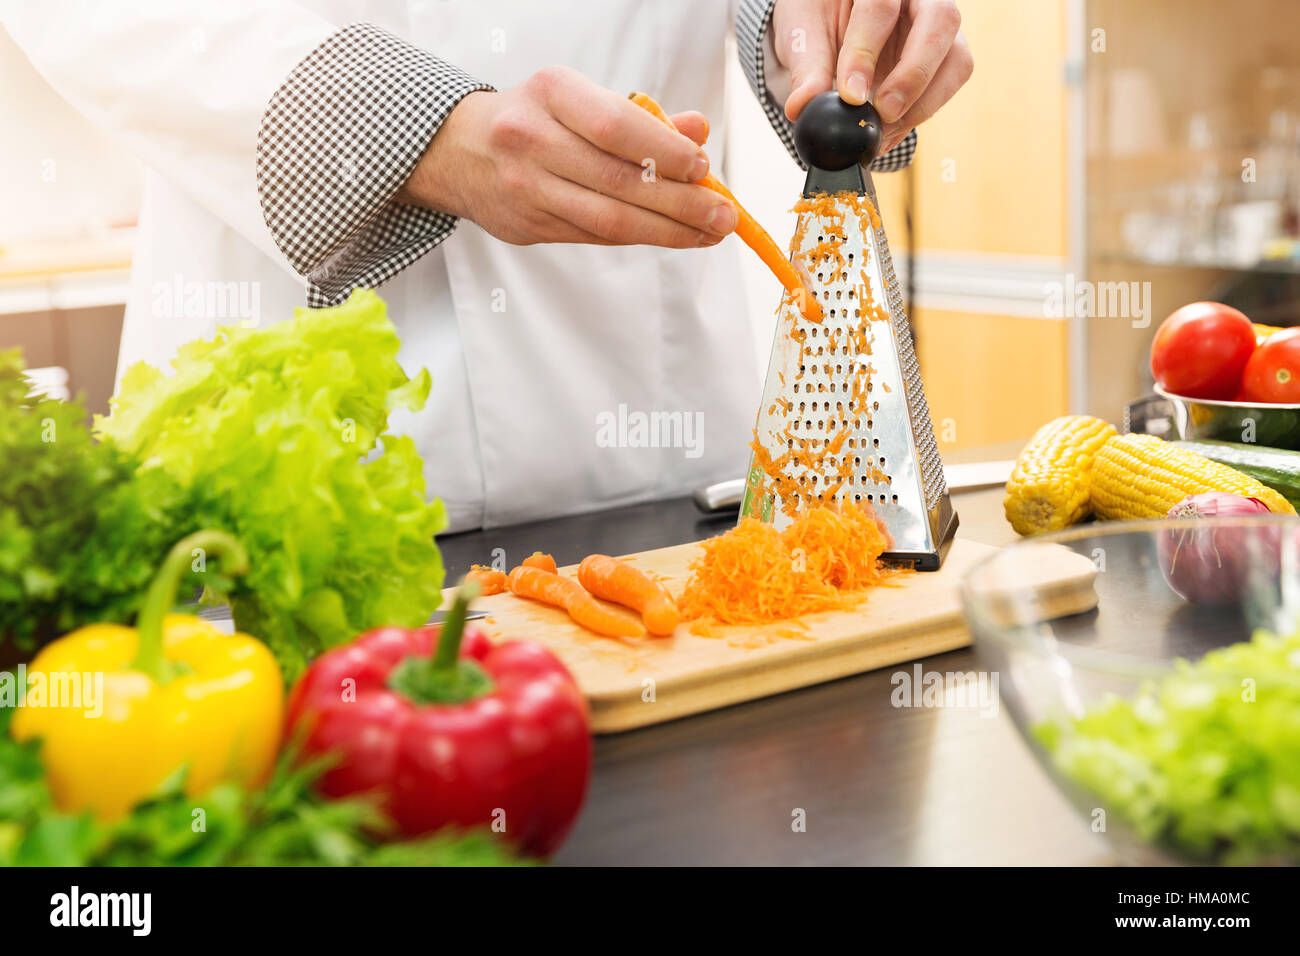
285, 585, 591, 856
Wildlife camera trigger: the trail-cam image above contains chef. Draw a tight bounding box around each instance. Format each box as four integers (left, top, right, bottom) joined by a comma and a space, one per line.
3, 0, 971, 532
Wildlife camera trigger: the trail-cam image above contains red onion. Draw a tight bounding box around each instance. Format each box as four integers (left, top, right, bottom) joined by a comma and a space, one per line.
1165, 492, 1271, 520
1158, 493, 1275, 605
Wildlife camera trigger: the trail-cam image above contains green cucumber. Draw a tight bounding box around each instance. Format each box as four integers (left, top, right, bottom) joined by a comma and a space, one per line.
1172, 439, 1300, 510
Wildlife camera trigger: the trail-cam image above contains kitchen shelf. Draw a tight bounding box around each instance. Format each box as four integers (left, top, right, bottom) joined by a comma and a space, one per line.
0, 230, 134, 315
0, 269, 130, 316
1094, 251, 1300, 275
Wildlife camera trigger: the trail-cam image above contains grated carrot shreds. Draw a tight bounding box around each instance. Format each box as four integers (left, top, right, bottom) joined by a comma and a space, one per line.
677, 502, 895, 631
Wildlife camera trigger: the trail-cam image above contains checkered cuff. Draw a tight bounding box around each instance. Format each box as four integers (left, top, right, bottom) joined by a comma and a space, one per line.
736, 0, 917, 172
256, 22, 494, 306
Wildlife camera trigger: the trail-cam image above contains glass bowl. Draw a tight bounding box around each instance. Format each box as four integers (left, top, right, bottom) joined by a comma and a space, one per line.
961, 516, 1300, 866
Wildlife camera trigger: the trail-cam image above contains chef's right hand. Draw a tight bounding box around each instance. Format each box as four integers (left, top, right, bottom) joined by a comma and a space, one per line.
398, 66, 739, 249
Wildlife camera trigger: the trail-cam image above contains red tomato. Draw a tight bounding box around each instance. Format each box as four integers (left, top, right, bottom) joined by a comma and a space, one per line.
1241, 327, 1300, 403
1149, 302, 1256, 400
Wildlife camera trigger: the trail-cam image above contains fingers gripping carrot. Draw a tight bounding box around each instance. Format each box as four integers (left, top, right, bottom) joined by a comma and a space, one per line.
521, 551, 558, 573
467, 565, 508, 595
507, 565, 646, 639
629, 92, 822, 324
705, 180, 822, 324
578, 555, 679, 636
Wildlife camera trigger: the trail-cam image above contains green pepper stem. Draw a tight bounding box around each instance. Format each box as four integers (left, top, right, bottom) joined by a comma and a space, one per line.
385, 580, 494, 706
433, 580, 481, 671
133, 530, 249, 683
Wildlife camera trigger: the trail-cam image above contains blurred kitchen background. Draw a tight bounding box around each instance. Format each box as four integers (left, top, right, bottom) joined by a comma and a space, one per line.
4, 0, 1300, 449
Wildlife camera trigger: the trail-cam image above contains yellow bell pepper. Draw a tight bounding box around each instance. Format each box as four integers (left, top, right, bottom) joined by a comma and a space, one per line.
11, 530, 283, 821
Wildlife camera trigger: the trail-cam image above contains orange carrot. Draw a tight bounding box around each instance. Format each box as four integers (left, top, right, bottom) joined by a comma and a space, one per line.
521, 551, 558, 574
629, 91, 822, 324
507, 565, 646, 638
676, 503, 894, 629
628, 91, 674, 126
577, 554, 679, 636
467, 565, 507, 595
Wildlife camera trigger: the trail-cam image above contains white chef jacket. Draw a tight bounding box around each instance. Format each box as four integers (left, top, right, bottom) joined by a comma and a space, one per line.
1, 1, 776, 531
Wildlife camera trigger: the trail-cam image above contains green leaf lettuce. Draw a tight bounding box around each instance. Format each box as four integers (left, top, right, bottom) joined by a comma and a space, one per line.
1038, 627, 1300, 863
97, 290, 447, 678
0, 350, 185, 646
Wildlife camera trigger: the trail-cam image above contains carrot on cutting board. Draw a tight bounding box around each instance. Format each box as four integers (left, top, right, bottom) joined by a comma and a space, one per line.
628, 91, 822, 324
466, 565, 508, 595
507, 565, 646, 639
521, 551, 558, 573
577, 554, 679, 636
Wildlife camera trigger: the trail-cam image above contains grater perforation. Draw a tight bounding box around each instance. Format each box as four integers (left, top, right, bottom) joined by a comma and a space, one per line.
739, 94, 957, 571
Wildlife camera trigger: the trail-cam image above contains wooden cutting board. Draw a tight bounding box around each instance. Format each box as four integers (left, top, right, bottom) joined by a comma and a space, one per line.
450, 537, 1097, 733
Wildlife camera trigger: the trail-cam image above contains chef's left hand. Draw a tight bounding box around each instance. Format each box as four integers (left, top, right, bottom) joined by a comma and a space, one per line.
772, 0, 973, 156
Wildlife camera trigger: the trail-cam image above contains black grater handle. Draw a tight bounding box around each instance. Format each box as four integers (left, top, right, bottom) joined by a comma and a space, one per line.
793, 92, 882, 195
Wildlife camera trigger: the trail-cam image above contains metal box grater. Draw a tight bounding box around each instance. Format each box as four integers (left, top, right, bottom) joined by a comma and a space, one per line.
739, 94, 958, 570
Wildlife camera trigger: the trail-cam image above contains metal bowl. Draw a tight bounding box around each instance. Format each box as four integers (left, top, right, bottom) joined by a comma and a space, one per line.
1156, 385, 1300, 449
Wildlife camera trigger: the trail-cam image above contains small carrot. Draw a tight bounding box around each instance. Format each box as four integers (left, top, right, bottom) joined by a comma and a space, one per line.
521, 551, 558, 574
507, 566, 646, 639
467, 565, 507, 595
577, 554, 679, 636
629, 91, 822, 324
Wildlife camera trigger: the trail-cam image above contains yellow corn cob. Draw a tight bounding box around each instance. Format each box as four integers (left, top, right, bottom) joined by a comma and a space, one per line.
1004, 416, 1118, 535
1092, 433, 1296, 518
1254, 322, 1283, 344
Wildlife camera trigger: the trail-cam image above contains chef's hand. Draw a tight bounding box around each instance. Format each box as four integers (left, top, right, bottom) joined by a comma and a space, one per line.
398, 66, 738, 248
773, 0, 973, 155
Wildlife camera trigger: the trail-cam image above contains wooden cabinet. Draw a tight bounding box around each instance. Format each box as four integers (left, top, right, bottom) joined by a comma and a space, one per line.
873, 0, 1072, 449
